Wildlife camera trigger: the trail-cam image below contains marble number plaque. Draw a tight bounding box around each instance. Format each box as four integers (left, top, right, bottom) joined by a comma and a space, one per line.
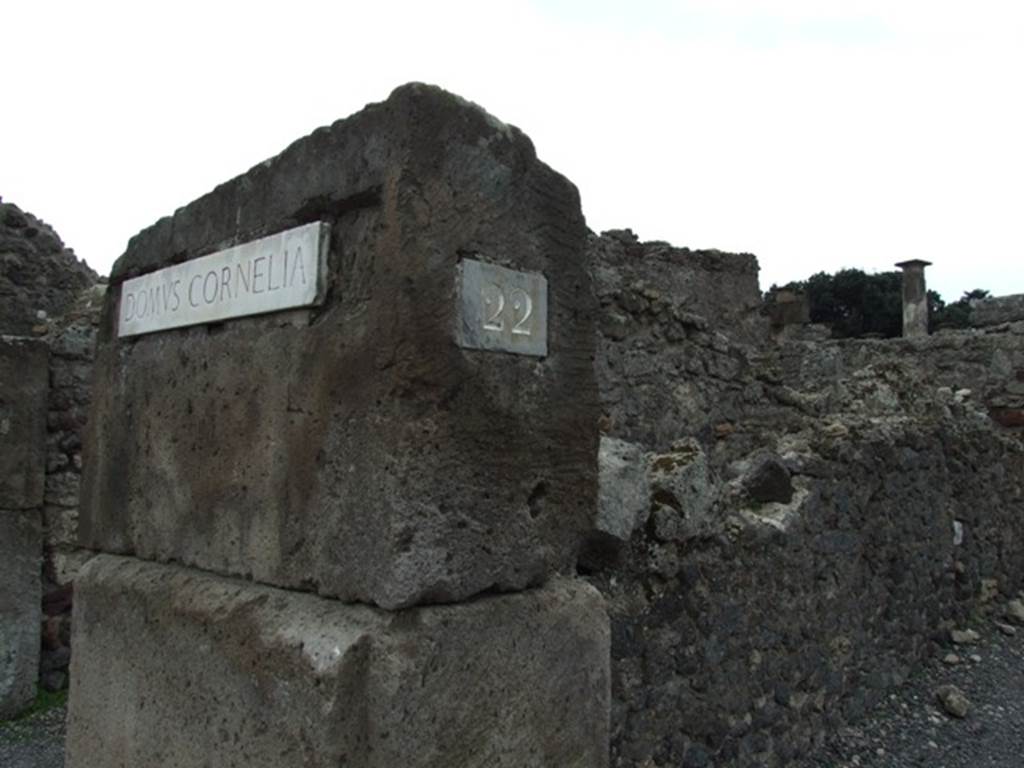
456, 258, 548, 357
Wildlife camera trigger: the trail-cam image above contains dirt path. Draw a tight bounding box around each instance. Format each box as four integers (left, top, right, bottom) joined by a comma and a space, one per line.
0, 704, 65, 768
797, 616, 1024, 768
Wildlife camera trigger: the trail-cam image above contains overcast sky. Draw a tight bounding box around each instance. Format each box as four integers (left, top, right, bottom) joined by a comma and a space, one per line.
4, 1, 1022, 301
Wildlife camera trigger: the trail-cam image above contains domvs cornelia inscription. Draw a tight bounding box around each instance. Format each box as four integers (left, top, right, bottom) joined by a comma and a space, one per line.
118, 221, 328, 337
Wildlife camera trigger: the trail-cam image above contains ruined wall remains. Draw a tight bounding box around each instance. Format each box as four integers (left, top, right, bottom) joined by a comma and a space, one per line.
971, 293, 1024, 329
585, 231, 1024, 767
0, 337, 48, 718
1, 199, 96, 335
788, 324, 1024, 434
590, 230, 768, 453
0, 200, 100, 710
38, 286, 104, 691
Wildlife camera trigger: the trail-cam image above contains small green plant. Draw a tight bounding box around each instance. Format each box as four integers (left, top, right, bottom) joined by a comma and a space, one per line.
0, 686, 68, 727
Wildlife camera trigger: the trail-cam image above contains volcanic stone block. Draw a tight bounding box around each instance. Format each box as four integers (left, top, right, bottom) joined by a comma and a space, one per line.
0, 337, 49, 509
0, 509, 42, 719
80, 84, 599, 610
66, 555, 610, 768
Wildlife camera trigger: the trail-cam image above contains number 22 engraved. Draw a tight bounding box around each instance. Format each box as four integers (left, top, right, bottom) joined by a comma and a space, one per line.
482, 284, 533, 336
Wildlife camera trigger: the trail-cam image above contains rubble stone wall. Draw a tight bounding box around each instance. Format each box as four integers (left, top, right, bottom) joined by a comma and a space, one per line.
970, 293, 1024, 329
784, 324, 1024, 433
39, 289, 103, 691
0, 199, 96, 336
586, 232, 1024, 767
0, 200, 100, 705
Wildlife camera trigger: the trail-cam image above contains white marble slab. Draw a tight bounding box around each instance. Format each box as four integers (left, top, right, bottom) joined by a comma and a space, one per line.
118, 222, 329, 337
456, 258, 548, 357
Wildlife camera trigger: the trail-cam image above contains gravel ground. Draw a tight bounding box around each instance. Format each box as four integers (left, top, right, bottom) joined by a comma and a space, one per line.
0, 703, 65, 768
796, 616, 1024, 768
0, 616, 1020, 767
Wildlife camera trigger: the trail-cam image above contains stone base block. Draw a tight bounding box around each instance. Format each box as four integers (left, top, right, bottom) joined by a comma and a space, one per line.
0, 509, 42, 719
66, 555, 609, 767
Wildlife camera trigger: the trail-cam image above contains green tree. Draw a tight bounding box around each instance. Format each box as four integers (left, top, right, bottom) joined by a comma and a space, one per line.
778, 269, 902, 338
931, 289, 990, 330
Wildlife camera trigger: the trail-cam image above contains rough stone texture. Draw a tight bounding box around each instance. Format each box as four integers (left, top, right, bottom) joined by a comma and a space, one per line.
66, 555, 610, 768
0, 510, 42, 719
35, 285, 104, 692
41, 286, 104, 577
0, 336, 49, 715
783, 324, 1024, 437
0, 199, 97, 336
646, 439, 715, 545
0, 199, 101, 696
590, 229, 766, 345
589, 230, 768, 451
0, 337, 49, 509
584, 234, 1024, 767
934, 684, 970, 719
80, 83, 599, 610
595, 436, 649, 542
971, 293, 1024, 328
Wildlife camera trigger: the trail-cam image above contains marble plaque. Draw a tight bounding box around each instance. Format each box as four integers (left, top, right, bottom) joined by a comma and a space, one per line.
456, 259, 548, 357
118, 222, 329, 337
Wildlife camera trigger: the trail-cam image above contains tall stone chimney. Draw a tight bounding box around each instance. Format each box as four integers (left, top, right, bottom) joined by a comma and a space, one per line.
895, 259, 932, 338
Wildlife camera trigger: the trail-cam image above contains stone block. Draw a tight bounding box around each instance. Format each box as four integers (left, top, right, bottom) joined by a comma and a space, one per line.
66, 555, 610, 768
595, 436, 649, 541
647, 439, 714, 542
0, 509, 42, 719
80, 84, 599, 609
0, 337, 49, 508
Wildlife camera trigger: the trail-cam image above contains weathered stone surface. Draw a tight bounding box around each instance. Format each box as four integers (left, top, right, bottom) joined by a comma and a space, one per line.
584, 235, 1024, 766
80, 84, 599, 610
950, 628, 981, 645
66, 555, 610, 768
971, 294, 1024, 328
742, 453, 794, 505
1006, 599, 1024, 625
0, 337, 49, 508
595, 436, 649, 541
38, 294, 102, 694
589, 230, 766, 448
0, 509, 42, 719
647, 439, 715, 542
934, 684, 970, 719
0, 199, 98, 336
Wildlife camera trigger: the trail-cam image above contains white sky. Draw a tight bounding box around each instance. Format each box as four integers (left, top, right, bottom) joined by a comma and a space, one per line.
4, 0, 1022, 301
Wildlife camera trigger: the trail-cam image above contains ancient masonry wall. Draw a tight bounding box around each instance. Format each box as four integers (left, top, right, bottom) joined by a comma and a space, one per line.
785, 324, 1024, 434
39, 290, 103, 691
0, 337, 48, 719
0, 200, 99, 713
586, 231, 1024, 767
